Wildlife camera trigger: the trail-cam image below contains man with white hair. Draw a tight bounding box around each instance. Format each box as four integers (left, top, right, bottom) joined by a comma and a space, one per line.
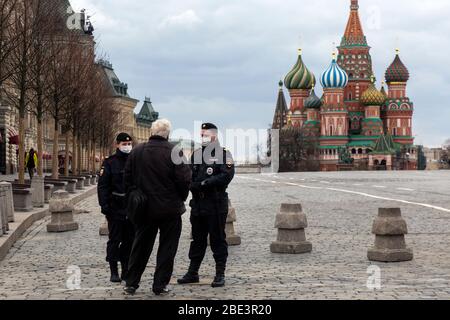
123, 119, 192, 296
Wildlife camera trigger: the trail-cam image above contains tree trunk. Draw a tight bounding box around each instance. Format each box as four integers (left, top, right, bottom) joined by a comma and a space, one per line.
77, 139, 82, 175
87, 140, 92, 173
64, 132, 70, 176
91, 141, 96, 174
18, 115, 26, 184
37, 120, 43, 177
51, 121, 59, 179
72, 132, 77, 175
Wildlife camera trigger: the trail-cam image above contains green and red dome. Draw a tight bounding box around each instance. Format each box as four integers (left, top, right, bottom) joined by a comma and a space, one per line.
385, 50, 409, 83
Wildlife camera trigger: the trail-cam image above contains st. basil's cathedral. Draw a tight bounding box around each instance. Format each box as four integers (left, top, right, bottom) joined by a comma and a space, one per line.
272, 0, 419, 171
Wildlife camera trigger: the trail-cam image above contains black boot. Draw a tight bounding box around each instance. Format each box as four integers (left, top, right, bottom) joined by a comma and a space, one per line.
109, 262, 121, 283
211, 273, 225, 288
178, 262, 200, 284
177, 271, 199, 284
120, 261, 128, 281
212, 265, 226, 288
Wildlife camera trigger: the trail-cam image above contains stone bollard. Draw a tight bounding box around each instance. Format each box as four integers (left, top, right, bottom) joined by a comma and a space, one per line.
83, 175, 91, 187
0, 185, 9, 233
47, 190, 79, 232
226, 199, 241, 246
368, 208, 413, 262
31, 176, 45, 208
0, 181, 15, 223
99, 217, 109, 236
270, 203, 312, 254
12, 188, 33, 212
75, 177, 86, 190
0, 203, 3, 236
44, 184, 54, 203
0, 188, 6, 235
90, 176, 97, 185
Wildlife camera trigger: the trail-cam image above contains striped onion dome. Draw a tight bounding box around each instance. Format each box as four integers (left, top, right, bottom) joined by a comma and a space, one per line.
284, 49, 316, 90
304, 87, 322, 109
320, 54, 349, 89
361, 77, 386, 106
385, 50, 409, 83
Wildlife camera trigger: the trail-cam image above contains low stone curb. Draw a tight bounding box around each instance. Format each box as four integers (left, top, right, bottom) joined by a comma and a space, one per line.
0, 185, 98, 261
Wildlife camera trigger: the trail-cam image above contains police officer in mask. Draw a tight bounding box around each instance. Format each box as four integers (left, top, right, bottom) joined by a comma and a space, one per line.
98, 133, 135, 283
178, 123, 235, 288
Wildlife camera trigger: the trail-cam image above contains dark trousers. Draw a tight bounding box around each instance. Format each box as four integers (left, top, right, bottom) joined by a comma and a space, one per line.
106, 217, 135, 264
125, 216, 182, 290
188, 213, 228, 273
28, 167, 35, 180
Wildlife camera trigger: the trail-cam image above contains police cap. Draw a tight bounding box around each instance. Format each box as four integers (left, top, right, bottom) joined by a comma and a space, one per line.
116, 132, 132, 143
201, 123, 218, 130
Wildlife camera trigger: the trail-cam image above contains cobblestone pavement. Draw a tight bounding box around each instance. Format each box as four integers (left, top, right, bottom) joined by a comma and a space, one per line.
1, 171, 450, 300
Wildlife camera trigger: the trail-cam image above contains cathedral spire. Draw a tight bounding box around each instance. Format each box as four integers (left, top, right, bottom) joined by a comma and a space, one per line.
272, 81, 288, 129
351, 0, 359, 10
342, 0, 367, 47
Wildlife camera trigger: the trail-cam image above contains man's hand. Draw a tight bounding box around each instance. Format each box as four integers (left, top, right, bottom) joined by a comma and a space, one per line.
101, 206, 110, 216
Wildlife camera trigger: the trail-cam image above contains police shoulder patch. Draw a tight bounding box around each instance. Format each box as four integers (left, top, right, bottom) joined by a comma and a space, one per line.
100, 167, 105, 176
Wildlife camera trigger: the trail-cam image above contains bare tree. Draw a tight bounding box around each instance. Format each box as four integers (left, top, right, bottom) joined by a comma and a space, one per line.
44, 30, 88, 178
28, 0, 58, 177
0, 0, 19, 98
6, 0, 38, 184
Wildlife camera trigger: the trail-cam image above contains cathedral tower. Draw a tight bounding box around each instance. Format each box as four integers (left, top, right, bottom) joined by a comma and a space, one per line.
383, 49, 414, 145
284, 49, 316, 128
338, 0, 374, 133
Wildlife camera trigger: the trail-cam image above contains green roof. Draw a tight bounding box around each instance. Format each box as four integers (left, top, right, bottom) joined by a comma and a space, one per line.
319, 136, 350, 140
347, 141, 375, 147
136, 98, 159, 125
349, 135, 379, 140
319, 146, 341, 150
372, 134, 395, 155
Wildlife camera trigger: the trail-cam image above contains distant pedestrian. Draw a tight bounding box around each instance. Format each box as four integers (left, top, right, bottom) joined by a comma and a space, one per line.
25, 148, 38, 180
98, 133, 135, 283
123, 119, 191, 296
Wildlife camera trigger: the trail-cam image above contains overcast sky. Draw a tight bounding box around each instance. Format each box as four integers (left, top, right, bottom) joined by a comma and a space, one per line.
71, 0, 450, 148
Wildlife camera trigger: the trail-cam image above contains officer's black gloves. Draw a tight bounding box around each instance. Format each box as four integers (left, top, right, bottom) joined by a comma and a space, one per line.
190, 179, 213, 192
201, 179, 210, 187
190, 181, 202, 192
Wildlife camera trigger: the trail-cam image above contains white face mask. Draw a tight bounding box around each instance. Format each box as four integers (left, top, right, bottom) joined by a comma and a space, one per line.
119, 145, 133, 154
201, 136, 213, 146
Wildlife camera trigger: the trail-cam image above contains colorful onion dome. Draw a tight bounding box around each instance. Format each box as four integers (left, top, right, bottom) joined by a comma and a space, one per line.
304, 87, 322, 109
361, 76, 386, 106
385, 49, 409, 83
284, 49, 316, 90
320, 53, 349, 88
